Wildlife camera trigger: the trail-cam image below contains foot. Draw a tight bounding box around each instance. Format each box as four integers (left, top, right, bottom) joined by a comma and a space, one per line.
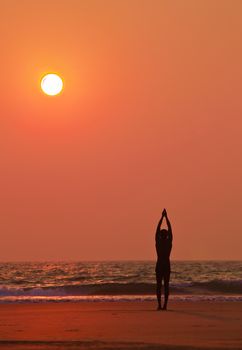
157, 305, 162, 311
162, 306, 167, 311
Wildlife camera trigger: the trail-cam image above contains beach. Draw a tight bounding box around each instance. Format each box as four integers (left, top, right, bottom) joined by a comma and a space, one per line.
0, 301, 241, 350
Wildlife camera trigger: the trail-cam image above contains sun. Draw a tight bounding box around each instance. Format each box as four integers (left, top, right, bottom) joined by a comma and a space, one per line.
41, 73, 63, 96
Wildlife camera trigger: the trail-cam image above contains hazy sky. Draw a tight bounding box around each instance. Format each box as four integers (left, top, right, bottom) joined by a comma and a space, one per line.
1, 0, 242, 261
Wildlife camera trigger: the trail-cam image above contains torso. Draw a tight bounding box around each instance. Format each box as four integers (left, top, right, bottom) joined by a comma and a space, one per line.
156, 237, 172, 265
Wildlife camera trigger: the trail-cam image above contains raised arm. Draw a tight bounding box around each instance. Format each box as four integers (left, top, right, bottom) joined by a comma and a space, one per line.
155, 215, 164, 241
164, 211, 173, 242
155, 209, 166, 240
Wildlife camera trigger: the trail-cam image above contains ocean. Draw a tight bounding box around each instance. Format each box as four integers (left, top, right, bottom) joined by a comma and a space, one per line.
0, 261, 241, 303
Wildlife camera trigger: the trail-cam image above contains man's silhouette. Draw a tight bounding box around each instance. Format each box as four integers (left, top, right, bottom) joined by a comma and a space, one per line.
155, 208, 173, 310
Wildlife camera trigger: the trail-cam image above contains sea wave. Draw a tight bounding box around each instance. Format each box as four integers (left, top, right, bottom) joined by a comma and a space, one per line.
0, 279, 241, 297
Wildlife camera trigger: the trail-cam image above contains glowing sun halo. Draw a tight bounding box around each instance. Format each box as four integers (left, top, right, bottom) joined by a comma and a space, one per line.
41, 74, 63, 96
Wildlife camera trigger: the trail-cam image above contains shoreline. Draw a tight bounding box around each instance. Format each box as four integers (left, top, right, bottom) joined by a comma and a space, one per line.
0, 294, 241, 303
0, 301, 241, 349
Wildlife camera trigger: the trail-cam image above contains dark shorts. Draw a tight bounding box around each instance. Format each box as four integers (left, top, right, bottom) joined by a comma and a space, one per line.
155, 262, 170, 282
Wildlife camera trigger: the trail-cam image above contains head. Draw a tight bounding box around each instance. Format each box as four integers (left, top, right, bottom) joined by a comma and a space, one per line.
160, 229, 168, 239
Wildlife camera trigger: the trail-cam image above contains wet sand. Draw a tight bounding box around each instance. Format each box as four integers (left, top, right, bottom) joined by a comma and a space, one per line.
0, 301, 241, 349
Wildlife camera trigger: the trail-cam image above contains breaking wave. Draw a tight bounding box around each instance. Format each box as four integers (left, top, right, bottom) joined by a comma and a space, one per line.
0, 279, 241, 298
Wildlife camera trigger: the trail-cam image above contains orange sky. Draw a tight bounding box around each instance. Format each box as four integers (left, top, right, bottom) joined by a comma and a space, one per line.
1, 0, 242, 261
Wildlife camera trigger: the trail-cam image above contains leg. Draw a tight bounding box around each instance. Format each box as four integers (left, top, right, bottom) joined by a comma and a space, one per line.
162, 270, 170, 310
156, 273, 162, 310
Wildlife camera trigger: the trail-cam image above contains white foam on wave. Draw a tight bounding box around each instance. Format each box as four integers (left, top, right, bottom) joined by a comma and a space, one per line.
0, 294, 241, 303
